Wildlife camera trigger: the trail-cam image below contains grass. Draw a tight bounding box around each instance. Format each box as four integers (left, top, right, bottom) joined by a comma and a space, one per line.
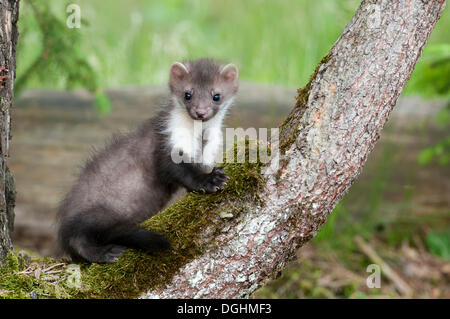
16, 0, 449, 94
426, 230, 450, 260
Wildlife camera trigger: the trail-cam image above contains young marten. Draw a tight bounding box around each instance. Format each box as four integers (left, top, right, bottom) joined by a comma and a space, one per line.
57, 59, 239, 263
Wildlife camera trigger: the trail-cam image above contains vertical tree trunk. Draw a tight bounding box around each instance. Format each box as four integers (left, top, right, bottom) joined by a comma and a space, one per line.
0, 0, 19, 263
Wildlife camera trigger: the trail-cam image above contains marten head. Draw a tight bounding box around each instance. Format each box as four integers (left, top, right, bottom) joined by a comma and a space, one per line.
169, 59, 239, 121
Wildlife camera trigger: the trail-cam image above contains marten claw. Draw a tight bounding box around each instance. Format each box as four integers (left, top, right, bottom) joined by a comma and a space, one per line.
200, 166, 229, 193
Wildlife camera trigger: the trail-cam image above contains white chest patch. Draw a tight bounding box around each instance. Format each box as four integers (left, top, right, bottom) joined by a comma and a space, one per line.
165, 98, 233, 169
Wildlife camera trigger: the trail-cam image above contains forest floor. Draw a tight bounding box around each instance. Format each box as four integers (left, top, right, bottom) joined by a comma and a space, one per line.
8, 84, 449, 298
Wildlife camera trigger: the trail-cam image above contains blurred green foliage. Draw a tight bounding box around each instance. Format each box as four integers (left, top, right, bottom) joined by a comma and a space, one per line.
17, 0, 358, 88
426, 230, 450, 260
406, 41, 450, 168
16, 0, 97, 94
16, 0, 109, 111
418, 136, 450, 166
404, 44, 450, 98
418, 105, 450, 166
93, 91, 112, 114
16, 0, 449, 94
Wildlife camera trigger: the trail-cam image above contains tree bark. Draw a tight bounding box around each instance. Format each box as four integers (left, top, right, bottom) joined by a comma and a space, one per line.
0, 0, 19, 263
140, 0, 446, 298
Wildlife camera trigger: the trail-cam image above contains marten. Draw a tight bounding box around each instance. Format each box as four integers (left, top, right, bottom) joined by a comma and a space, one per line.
57, 59, 239, 263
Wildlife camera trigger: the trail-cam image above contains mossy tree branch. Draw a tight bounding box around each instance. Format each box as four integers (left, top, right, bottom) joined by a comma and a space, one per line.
0, 0, 446, 298
139, 0, 446, 299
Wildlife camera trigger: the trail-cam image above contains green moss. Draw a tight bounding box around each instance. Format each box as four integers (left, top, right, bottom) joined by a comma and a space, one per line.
0, 271, 64, 299
4, 250, 19, 273
0, 252, 72, 299
279, 53, 332, 154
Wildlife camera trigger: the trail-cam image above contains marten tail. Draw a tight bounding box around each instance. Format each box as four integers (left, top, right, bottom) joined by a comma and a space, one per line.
58, 207, 170, 264
104, 223, 170, 252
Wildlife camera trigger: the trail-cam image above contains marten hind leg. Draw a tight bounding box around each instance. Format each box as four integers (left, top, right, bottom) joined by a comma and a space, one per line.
58, 205, 169, 263
58, 206, 129, 263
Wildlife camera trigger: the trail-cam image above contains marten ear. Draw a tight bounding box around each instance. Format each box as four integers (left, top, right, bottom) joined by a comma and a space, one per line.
220, 64, 238, 84
170, 62, 189, 81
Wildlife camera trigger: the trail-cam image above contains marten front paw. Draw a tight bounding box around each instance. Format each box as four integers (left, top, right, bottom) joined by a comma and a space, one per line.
199, 166, 229, 194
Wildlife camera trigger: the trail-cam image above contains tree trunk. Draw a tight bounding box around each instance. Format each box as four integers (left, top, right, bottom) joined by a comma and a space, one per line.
0, 0, 19, 264
140, 0, 446, 298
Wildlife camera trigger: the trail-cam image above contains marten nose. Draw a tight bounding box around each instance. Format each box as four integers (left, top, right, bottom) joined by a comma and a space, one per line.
195, 109, 207, 119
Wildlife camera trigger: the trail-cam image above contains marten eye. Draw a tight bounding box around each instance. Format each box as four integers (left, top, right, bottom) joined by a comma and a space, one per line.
184, 92, 192, 101
213, 94, 221, 102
